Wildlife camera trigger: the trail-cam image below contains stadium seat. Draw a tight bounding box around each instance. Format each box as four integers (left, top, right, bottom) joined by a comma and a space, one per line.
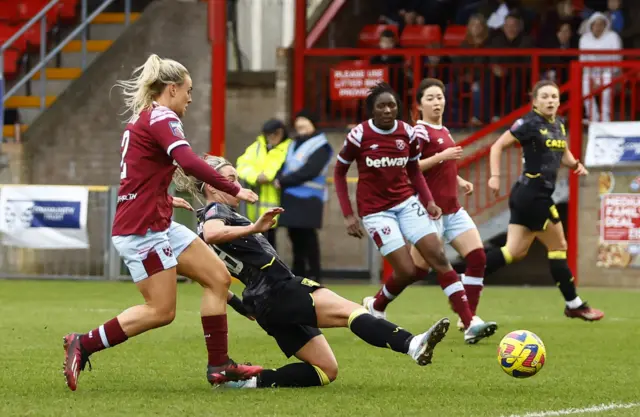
443, 25, 466, 47
358, 24, 399, 47
16, 0, 61, 26
0, 1, 19, 22
59, 0, 78, 21
400, 25, 442, 47
0, 24, 28, 52
2, 48, 21, 77
20, 24, 48, 49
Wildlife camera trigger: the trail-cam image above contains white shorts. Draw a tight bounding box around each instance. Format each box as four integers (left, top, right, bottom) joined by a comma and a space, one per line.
362, 195, 439, 256
112, 221, 198, 283
436, 207, 477, 244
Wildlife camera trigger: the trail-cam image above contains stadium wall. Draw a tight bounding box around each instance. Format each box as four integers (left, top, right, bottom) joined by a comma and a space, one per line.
22, 0, 213, 186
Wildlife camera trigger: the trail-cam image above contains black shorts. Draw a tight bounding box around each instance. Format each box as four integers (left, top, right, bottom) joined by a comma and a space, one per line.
508, 182, 561, 232
256, 276, 323, 358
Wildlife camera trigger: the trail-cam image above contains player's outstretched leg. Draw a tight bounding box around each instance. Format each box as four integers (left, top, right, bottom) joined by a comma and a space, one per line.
316, 288, 450, 365
536, 223, 604, 321
62, 267, 177, 391
176, 237, 263, 384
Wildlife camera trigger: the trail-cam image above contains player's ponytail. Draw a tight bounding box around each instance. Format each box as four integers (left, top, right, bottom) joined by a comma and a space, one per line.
173, 154, 232, 206
114, 54, 190, 123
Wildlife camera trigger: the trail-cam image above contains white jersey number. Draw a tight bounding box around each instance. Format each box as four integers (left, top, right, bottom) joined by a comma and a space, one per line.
120, 130, 130, 180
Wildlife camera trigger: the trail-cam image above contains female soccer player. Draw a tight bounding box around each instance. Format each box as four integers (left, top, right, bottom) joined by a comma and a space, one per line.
334, 82, 495, 344
363, 78, 496, 334
485, 79, 604, 321
61, 54, 262, 391
174, 155, 450, 389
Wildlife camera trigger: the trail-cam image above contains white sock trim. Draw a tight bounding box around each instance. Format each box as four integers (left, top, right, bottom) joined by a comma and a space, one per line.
98, 324, 110, 348
566, 296, 583, 309
462, 275, 484, 286
382, 285, 397, 300
443, 281, 464, 297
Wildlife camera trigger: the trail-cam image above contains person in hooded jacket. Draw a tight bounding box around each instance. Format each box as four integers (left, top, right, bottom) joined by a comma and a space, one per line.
579, 11, 622, 122
276, 111, 333, 283
236, 118, 292, 249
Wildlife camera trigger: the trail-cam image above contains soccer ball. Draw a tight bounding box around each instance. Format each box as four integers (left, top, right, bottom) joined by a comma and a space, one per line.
497, 330, 546, 378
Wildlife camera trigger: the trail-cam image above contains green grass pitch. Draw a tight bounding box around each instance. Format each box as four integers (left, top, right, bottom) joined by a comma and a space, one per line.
1, 280, 639, 417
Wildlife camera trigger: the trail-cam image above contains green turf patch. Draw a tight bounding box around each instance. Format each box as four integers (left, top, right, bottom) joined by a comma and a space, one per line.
1, 280, 638, 417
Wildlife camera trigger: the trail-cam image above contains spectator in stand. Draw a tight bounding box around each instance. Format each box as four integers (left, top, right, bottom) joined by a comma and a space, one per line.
540, 21, 578, 88
379, 0, 414, 27
277, 111, 333, 284
485, 12, 534, 118
621, 0, 640, 48
579, 12, 622, 122
604, 0, 624, 34
370, 30, 407, 115
538, 0, 582, 47
455, 0, 484, 25
478, 0, 532, 33
450, 14, 491, 125
421, 43, 451, 83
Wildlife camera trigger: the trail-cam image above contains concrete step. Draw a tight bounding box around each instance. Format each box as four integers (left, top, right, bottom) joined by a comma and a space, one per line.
48, 50, 102, 69
15, 79, 73, 97
15, 109, 42, 125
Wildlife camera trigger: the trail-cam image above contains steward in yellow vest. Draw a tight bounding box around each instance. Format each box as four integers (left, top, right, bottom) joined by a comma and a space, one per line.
236, 119, 292, 248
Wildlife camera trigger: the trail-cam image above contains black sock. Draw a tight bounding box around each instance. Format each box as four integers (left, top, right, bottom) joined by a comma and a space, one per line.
257, 362, 329, 388
348, 310, 413, 353
485, 246, 512, 276
548, 251, 578, 303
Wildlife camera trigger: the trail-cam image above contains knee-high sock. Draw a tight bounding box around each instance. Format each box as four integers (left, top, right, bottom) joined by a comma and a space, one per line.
462, 248, 486, 315
257, 362, 329, 388
437, 270, 473, 328
348, 309, 413, 353
372, 268, 429, 311
485, 246, 514, 276
548, 251, 582, 308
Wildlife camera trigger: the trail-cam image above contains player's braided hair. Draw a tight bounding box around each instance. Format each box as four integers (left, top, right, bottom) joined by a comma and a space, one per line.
172, 154, 232, 206
364, 82, 402, 119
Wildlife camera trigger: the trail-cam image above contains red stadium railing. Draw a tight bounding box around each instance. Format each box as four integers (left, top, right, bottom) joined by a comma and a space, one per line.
298, 48, 640, 130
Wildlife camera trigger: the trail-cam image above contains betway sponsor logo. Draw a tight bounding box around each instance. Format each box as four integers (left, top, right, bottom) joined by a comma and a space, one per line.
365, 156, 408, 168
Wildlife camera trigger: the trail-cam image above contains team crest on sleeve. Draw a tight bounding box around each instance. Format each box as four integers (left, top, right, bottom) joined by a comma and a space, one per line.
205, 205, 218, 219
511, 119, 524, 130
396, 139, 406, 150
169, 121, 185, 139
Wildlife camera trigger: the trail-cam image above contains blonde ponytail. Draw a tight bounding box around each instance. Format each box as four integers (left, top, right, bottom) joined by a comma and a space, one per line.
173, 154, 232, 206
115, 54, 190, 123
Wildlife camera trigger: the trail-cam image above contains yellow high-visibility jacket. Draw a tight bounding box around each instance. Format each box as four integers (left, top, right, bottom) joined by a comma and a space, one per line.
236, 135, 292, 222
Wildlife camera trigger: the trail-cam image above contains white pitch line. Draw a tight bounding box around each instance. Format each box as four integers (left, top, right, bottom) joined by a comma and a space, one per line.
502, 402, 640, 417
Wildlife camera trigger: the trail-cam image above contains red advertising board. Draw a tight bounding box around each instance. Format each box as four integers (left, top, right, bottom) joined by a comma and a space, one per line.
600, 193, 640, 243
330, 66, 388, 100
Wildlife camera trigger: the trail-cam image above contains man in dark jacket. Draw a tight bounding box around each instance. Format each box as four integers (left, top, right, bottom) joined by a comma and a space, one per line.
277, 110, 333, 283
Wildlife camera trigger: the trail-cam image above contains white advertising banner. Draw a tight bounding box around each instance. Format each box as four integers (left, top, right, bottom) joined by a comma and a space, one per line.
0, 186, 89, 249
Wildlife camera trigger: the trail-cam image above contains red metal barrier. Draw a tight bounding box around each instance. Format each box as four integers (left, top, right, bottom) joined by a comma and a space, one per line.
299, 48, 640, 130
209, 0, 226, 156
